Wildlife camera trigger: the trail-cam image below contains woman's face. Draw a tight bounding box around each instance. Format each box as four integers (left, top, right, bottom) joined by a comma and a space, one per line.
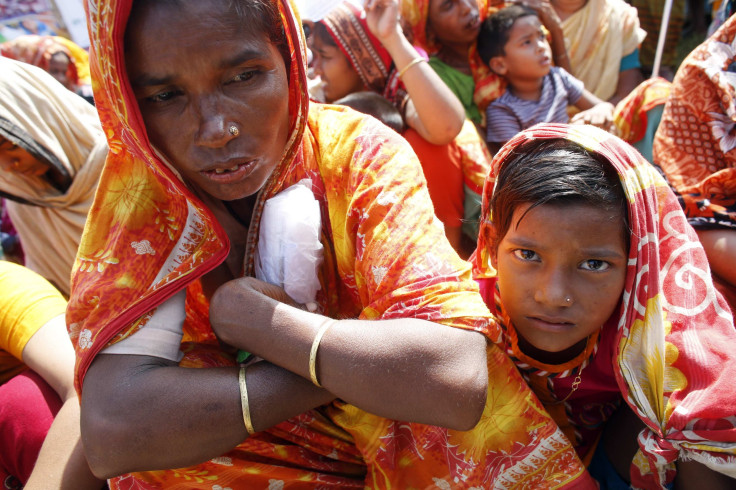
48, 52, 73, 90
125, 0, 291, 202
427, 0, 481, 47
0, 137, 50, 178
492, 202, 627, 363
311, 33, 365, 103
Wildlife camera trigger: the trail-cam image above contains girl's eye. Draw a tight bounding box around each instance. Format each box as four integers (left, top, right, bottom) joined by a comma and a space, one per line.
581, 259, 609, 271
513, 249, 539, 261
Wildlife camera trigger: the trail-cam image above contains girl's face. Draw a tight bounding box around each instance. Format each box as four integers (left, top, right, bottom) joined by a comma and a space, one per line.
428, 0, 481, 47
492, 202, 628, 363
125, 0, 291, 202
311, 33, 365, 103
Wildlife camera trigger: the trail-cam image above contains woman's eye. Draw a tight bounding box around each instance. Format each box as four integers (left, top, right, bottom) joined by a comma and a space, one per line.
513, 249, 538, 261
581, 259, 609, 271
232, 71, 256, 83
147, 90, 179, 103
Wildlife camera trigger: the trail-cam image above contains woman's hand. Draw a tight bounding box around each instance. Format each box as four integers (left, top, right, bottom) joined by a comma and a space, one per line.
364, 0, 402, 46
210, 276, 302, 350
516, 0, 562, 31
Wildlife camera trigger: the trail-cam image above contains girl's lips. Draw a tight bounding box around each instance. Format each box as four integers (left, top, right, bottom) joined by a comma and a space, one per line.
202, 160, 257, 183
527, 316, 576, 333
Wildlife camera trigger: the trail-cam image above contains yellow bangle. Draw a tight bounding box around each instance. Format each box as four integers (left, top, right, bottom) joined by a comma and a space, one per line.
397, 57, 424, 78
308, 320, 334, 388
238, 366, 255, 435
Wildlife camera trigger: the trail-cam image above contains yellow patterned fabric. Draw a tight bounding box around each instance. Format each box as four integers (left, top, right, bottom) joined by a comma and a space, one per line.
69, 0, 595, 487
560, 0, 646, 102
474, 123, 736, 488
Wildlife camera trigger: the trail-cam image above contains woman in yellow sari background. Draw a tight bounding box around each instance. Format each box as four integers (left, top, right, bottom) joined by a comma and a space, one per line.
69, 0, 595, 487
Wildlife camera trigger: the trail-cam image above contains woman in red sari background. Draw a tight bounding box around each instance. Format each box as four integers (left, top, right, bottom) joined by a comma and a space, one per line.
654, 15, 736, 307
69, 0, 594, 488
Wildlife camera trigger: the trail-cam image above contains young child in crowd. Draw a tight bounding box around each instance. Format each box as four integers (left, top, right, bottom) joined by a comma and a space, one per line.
334, 91, 406, 134
473, 123, 736, 488
477, 6, 614, 152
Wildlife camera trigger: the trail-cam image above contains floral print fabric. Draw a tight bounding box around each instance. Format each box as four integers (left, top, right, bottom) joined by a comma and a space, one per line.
654, 15, 736, 229
69, 0, 595, 487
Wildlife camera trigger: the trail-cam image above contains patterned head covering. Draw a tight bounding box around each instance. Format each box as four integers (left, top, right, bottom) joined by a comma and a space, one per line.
474, 123, 736, 488
320, 2, 407, 108
399, 0, 505, 113
0, 35, 90, 89
0, 57, 106, 295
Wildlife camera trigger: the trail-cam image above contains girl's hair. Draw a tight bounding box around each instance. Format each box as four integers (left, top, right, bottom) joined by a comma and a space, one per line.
127, 0, 289, 66
490, 139, 630, 249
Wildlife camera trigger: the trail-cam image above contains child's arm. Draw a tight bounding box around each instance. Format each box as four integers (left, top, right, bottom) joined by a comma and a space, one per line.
570, 89, 614, 131
485, 103, 520, 151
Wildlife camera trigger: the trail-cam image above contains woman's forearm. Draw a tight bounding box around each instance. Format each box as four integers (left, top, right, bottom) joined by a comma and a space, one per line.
81, 354, 334, 479
24, 398, 104, 490
210, 278, 488, 430
381, 28, 464, 144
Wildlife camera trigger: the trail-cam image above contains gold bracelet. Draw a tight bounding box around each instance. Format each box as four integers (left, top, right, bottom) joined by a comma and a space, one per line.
397, 57, 424, 78
238, 366, 255, 435
308, 319, 334, 387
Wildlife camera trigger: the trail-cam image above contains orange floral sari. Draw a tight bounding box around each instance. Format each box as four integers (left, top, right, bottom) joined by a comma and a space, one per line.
69, 0, 595, 487
474, 123, 736, 488
653, 15, 736, 231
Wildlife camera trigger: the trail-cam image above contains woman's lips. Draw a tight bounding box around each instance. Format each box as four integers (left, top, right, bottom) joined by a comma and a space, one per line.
202, 160, 257, 183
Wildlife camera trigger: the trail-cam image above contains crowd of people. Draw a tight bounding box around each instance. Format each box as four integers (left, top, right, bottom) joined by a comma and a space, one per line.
0, 0, 735, 488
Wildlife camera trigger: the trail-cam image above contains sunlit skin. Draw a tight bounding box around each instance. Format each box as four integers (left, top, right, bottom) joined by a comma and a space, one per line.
489, 15, 552, 99
125, 0, 290, 204
48, 52, 73, 90
428, 0, 481, 66
549, 0, 587, 21
310, 34, 366, 103
491, 202, 628, 364
0, 137, 51, 178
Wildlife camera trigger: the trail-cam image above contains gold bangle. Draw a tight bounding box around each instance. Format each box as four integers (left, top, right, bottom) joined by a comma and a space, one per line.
308, 320, 334, 387
238, 366, 255, 435
397, 57, 424, 78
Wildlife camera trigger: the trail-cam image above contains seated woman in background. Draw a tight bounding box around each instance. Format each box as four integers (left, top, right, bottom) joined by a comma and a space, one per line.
653, 14, 736, 308
70, 0, 596, 487
0, 58, 107, 295
0, 260, 101, 490
315, 0, 491, 255
473, 123, 736, 489
1, 34, 94, 102
400, 0, 571, 129
549, 0, 645, 106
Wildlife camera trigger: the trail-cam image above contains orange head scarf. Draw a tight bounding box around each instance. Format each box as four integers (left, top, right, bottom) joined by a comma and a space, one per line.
474, 123, 736, 488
